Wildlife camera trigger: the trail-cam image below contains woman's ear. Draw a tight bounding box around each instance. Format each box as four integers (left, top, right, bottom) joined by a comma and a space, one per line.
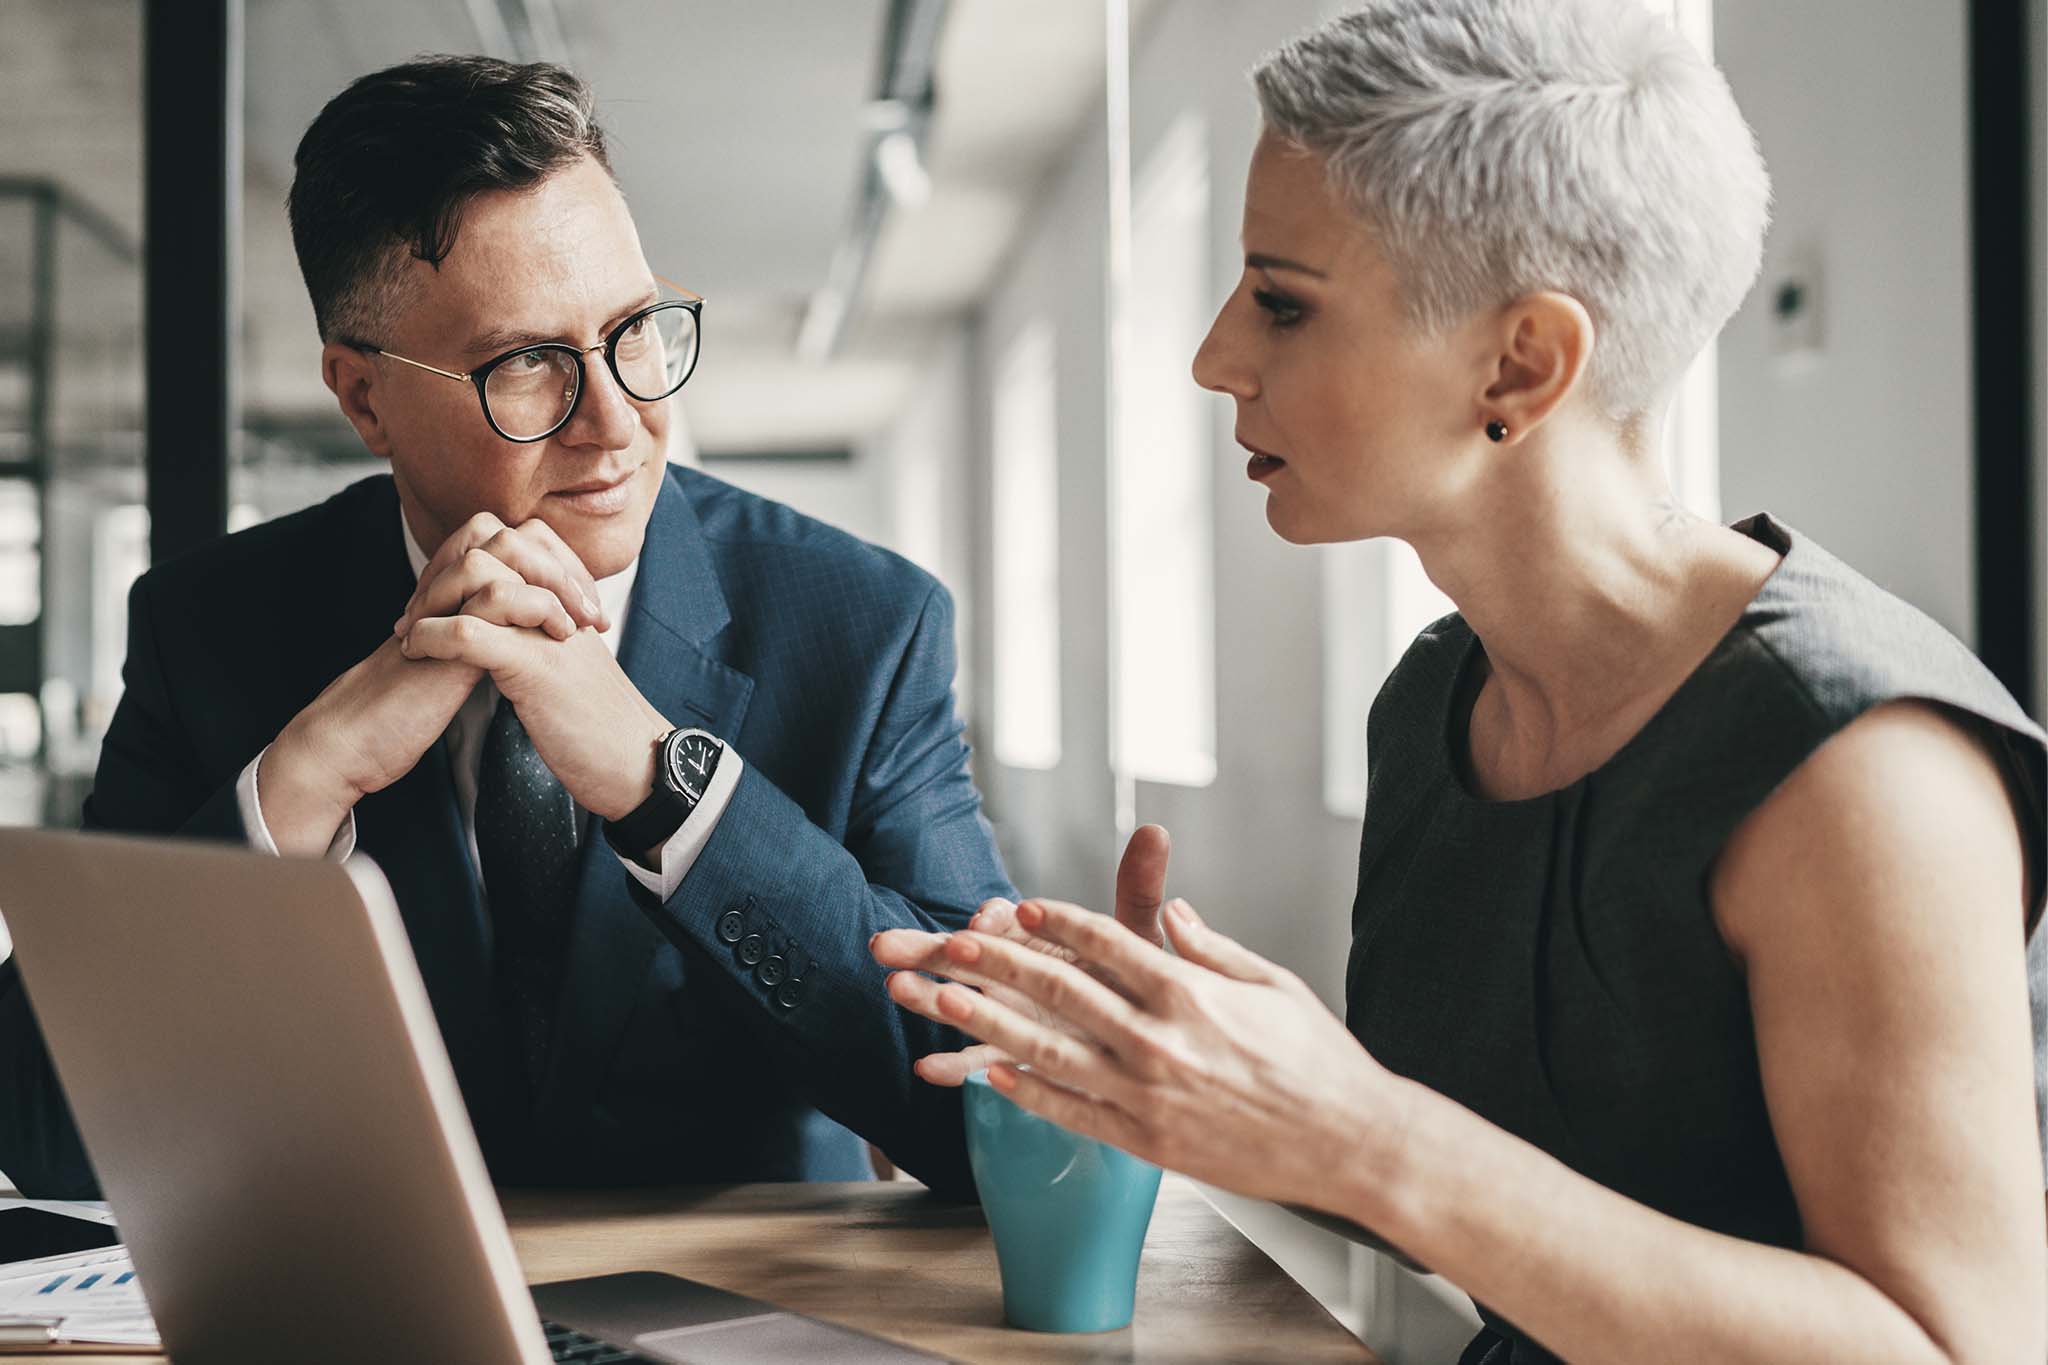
322, 342, 396, 461
1479, 291, 1596, 441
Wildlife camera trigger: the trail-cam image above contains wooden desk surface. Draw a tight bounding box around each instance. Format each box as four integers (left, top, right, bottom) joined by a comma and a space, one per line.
51, 1176, 1374, 1363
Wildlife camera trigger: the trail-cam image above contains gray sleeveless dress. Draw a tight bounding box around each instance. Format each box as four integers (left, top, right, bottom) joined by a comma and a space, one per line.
1347, 515, 2047, 1365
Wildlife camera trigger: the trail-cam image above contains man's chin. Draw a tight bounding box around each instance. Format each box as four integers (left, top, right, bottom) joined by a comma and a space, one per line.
544, 480, 660, 579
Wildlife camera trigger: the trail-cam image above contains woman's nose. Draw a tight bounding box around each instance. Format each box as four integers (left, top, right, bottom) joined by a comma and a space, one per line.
1192, 294, 1257, 401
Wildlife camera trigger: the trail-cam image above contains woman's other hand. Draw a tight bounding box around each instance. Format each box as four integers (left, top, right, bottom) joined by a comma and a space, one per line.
888, 893, 1411, 1217
870, 825, 1172, 1085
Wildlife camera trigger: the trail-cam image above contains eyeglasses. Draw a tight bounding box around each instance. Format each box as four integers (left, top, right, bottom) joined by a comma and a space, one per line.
357, 277, 705, 443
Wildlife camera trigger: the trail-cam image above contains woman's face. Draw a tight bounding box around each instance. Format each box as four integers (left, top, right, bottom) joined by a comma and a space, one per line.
1194, 132, 1481, 545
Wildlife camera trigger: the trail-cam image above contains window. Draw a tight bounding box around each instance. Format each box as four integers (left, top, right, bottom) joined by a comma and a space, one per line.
1320, 538, 1378, 817
1322, 537, 1454, 818
91, 505, 150, 721
0, 482, 38, 627
1656, 0, 1721, 518
1112, 112, 1215, 787
990, 321, 1062, 770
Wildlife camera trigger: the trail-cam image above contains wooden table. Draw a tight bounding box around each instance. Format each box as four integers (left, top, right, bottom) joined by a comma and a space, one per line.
52, 1176, 1374, 1362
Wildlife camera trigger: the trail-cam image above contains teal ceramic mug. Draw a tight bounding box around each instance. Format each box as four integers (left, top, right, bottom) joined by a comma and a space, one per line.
962, 1070, 1163, 1333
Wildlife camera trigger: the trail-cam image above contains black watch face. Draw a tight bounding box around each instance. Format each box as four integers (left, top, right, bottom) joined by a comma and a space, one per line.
665, 730, 719, 803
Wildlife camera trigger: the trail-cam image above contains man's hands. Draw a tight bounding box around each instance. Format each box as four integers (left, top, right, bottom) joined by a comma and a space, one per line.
869, 824, 1172, 1085
399, 615, 669, 821
394, 512, 608, 642
262, 636, 483, 856
395, 514, 670, 823
259, 511, 667, 856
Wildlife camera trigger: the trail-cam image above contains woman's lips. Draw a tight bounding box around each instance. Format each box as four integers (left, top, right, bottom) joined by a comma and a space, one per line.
1240, 441, 1287, 482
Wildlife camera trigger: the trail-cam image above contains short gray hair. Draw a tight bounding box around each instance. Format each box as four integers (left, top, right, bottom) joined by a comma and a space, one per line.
1253, 0, 1770, 419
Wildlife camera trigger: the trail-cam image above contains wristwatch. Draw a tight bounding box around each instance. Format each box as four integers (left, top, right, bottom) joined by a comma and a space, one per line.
603, 726, 724, 858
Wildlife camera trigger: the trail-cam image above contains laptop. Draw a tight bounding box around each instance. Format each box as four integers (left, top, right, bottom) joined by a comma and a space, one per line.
0, 828, 945, 1364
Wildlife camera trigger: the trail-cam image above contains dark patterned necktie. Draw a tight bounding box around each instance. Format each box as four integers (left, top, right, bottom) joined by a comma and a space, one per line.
474, 697, 579, 1098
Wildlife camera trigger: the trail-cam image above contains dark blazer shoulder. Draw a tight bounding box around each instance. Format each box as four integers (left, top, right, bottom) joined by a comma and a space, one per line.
133, 474, 397, 614
117, 476, 405, 761
671, 466, 942, 607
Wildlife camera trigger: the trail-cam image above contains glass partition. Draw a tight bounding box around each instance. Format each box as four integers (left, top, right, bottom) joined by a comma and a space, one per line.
0, 183, 142, 828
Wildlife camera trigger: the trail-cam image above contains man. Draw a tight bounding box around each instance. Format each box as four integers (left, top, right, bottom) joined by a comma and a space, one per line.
0, 55, 1013, 1198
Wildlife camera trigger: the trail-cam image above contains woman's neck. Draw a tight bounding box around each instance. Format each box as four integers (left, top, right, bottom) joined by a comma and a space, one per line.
1408, 436, 1780, 796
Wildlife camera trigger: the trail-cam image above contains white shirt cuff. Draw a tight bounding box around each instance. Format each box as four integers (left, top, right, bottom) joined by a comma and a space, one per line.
238, 746, 356, 862
616, 748, 743, 901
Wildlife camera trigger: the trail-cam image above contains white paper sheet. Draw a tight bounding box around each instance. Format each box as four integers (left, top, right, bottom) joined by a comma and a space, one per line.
0, 1244, 159, 1346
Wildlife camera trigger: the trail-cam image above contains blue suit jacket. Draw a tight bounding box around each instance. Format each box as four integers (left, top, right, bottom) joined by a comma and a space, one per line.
0, 468, 1011, 1198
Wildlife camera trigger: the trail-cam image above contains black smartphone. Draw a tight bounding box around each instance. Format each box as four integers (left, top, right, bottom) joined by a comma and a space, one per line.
0, 1207, 121, 1263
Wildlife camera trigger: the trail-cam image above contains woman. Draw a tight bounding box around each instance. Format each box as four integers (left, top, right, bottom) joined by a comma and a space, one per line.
872, 1, 2047, 1360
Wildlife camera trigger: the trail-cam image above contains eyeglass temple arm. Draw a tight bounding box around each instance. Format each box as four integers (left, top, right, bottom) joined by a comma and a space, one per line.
655, 274, 705, 303
372, 348, 472, 384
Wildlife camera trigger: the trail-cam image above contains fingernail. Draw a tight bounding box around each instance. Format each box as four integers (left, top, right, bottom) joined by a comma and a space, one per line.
1168, 898, 1198, 926
867, 931, 880, 950
392, 616, 407, 635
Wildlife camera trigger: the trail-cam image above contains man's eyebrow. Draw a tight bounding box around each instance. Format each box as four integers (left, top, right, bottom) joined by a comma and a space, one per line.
1245, 252, 1329, 280
464, 287, 662, 357
465, 322, 554, 356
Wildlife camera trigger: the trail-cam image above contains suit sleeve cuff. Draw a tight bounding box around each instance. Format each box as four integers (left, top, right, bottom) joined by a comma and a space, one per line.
616, 748, 745, 901
238, 746, 356, 862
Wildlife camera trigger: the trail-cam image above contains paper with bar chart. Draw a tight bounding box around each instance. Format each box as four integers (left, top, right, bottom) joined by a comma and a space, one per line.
0, 1243, 158, 1346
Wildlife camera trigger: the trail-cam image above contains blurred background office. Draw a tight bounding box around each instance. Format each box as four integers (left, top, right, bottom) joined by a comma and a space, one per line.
0, 0, 2040, 1358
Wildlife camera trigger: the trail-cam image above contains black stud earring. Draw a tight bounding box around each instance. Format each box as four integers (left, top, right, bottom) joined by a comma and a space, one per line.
1485, 419, 1509, 443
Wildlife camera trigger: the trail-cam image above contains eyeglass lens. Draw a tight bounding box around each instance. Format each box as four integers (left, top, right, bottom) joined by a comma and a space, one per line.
482, 303, 700, 440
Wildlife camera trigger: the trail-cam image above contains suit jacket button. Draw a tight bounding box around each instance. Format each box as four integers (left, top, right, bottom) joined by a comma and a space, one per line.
716, 910, 746, 944
736, 933, 767, 966
774, 978, 804, 1010
757, 954, 788, 988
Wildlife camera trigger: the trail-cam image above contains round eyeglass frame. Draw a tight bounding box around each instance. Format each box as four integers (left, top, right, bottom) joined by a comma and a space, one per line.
357, 286, 704, 444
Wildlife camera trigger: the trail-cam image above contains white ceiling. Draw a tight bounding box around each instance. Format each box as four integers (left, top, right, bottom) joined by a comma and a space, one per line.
1, 0, 1137, 454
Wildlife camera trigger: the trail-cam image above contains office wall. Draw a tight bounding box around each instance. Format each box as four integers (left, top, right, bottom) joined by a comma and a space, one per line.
859, 327, 982, 714
1714, 0, 1977, 644
967, 0, 1361, 982
957, 3, 1479, 1358
1124, 1, 1364, 1013
968, 107, 1120, 907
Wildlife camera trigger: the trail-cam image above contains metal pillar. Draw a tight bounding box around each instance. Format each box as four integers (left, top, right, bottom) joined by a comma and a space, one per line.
143, 0, 242, 565
1969, 0, 2038, 713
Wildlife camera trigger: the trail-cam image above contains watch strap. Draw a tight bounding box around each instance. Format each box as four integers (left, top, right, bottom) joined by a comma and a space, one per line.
603, 727, 700, 857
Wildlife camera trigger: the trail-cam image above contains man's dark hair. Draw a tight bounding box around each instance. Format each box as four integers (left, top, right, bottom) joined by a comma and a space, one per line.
287, 55, 612, 344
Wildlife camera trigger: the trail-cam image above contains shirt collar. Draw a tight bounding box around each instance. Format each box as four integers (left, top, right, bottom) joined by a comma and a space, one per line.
399, 509, 639, 656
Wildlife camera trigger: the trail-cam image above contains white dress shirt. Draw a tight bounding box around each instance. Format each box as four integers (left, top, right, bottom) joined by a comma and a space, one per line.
235, 512, 740, 901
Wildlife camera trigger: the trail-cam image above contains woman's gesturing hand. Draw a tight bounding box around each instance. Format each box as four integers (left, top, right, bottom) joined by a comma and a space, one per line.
884, 894, 1414, 1216
870, 825, 1170, 1086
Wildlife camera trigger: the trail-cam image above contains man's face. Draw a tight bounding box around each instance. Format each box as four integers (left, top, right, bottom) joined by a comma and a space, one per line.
331, 155, 671, 580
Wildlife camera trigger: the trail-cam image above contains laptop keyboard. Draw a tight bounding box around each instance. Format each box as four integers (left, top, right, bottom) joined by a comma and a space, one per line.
543, 1318, 660, 1363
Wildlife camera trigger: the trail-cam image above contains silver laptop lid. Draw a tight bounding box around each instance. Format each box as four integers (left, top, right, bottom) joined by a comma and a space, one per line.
0, 829, 546, 1365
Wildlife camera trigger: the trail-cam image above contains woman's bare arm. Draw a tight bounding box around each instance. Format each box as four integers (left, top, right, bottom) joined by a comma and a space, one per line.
1352, 700, 2044, 1363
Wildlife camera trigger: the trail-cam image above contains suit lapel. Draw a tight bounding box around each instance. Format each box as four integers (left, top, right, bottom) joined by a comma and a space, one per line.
538, 469, 756, 1127
326, 479, 496, 1076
